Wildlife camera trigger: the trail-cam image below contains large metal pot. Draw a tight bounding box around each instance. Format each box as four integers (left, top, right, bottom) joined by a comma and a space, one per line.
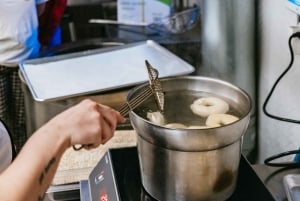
128, 76, 251, 201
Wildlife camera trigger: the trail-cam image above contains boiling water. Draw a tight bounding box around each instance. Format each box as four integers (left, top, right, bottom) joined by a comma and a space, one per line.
134, 90, 242, 127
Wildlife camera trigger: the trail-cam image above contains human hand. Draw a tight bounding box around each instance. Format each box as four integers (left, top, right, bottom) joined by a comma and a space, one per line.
47, 99, 126, 149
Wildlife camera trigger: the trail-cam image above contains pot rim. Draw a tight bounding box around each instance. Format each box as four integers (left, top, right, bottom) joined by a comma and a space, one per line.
128, 75, 252, 151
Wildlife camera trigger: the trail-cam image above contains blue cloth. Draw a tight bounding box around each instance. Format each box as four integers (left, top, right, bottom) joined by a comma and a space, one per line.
48, 26, 62, 48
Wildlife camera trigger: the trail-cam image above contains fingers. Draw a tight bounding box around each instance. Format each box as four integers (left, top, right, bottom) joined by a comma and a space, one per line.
99, 115, 114, 144
69, 99, 127, 149
83, 144, 98, 150
93, 103, 126, 145
97, 103, 126, 129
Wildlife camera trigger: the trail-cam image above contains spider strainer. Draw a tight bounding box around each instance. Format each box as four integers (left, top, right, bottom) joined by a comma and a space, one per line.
117, 60, 164, 116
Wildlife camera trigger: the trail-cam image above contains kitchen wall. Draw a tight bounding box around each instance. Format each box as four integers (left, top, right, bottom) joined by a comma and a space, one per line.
258, 0, 300, 163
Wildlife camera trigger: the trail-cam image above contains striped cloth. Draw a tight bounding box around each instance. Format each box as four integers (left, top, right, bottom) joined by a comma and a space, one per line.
0, 65, 26, 153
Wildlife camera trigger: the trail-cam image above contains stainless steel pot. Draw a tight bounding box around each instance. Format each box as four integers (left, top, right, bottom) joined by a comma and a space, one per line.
128, 76, 251, 201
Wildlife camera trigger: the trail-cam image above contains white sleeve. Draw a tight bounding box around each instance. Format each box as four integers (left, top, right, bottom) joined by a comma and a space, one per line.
0, 122, 13, 173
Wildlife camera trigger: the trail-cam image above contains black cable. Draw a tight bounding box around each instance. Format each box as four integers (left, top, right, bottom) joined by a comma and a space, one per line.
263, 31, 300, 123
263, 32, 300, 167
264, 149, 300, 167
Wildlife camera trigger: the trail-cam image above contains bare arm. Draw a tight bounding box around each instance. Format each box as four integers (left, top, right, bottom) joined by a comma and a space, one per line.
0, 99, 125, 201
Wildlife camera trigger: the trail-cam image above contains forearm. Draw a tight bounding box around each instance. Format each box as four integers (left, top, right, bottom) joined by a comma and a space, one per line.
0, 121, 70, 201
0, 99, 125, 201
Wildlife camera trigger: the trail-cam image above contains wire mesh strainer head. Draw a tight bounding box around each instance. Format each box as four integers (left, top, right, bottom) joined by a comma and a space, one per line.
145, 60, 164, 112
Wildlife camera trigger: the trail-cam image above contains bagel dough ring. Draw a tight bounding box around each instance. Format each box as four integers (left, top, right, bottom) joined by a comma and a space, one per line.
190, 97, 229, 117
147, 111, 166, 126
165, 123, 187, 129
206, 114, 239, 128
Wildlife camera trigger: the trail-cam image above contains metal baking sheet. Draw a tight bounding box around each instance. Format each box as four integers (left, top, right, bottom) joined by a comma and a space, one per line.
19, 40, 195, 102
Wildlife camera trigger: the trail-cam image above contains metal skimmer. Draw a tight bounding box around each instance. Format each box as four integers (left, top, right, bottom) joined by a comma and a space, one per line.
73, 60, 164, 150
145, 60, 164, 112
118, 60, 164, 115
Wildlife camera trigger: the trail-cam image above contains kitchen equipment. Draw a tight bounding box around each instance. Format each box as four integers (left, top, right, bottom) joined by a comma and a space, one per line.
128, 76, 252, 201
46, 182, 80, 201
119, 60, 164, 114
89, 6, 200, 35
20, 40, 193, 102
145, 60, 164, 111
283, 174, 300, 201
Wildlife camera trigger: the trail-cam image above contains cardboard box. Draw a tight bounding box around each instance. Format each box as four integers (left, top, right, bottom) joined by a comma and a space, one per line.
117, 0, 145, 24
144, 0, 173, 24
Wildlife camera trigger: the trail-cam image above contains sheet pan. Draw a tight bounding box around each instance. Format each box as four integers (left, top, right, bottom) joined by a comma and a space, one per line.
19, 40, 195, 102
